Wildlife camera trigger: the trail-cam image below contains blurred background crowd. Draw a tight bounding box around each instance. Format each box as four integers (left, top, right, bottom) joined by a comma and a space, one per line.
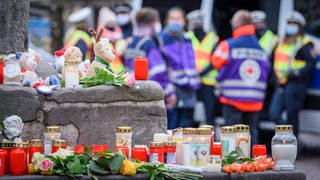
28, 0, 320, 151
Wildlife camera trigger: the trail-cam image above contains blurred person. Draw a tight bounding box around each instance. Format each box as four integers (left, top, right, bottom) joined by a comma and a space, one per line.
211, 10, 270, 145
251, 10, 278, 121
114, 3, 133, 39
186, 9, 219, 125
160, 7, 201, 128
123, 7, 176, 119
64, 7, 93, 61
98, 7, 125, 73
269, 11, 316, 138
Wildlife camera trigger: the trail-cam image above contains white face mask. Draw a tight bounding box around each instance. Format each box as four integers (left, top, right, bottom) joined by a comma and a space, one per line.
116, 14, 131, 26
286, 24, 299, 36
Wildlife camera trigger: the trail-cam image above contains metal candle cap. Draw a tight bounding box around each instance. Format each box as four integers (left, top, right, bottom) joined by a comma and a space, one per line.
234, 124, 250, 132
200, 124, 214, 131
183, 128, 197, 135
150, 141, 164, 148
0, 141, 15, 149
116, 126, 132, 133
46, 126, 60, 133
164, 141, 176, 147
15, 142, 28, 148
196, 127, 212, 135
52, 139, 66, 146
221, 126, 236, 133
28, 139, 43, 147
275, 125, 293, 133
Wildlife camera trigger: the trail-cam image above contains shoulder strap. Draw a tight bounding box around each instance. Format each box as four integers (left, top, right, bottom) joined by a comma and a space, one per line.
134, 36, 150, 50
154, 36, 170, 65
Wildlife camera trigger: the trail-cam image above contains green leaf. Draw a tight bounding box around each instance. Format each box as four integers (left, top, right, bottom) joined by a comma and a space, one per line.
87, 161, 109, 175
106, 155, 124, 173
66, 157, 82, 174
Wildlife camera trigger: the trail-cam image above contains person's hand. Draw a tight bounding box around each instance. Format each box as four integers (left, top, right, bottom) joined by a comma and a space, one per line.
165, 94, 177, 109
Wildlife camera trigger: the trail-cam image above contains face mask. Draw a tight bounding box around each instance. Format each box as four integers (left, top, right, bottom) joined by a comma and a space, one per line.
167, 22, 183, 32
154, 22, 162, 34
117, 14, 130, 26
286, 24, 299, 36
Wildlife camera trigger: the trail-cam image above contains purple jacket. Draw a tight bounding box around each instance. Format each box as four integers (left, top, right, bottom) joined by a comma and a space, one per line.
123, 36, 175, 97
160, 31, 201, 90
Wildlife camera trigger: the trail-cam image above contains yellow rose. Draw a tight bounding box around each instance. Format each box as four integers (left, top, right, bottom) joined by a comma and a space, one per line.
120, 159, 139, 176
28, 164, 37, 174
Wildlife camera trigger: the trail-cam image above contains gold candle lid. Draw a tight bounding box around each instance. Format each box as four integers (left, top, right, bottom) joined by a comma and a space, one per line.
0, 141, 15, 149
234, 124, 250, 132
116, 126, 132, 133
183, 128, 196, 135
28, 139, 43, 147
275, 125, 293, 133
150, 141, 164, 148
196, 128, 212, 135
52, 139, 66, 146
164, 141, 176, 147
200, 125, 214, 131
46, 126, 60, 133
221, 126, 236, 133
172, 127, 183, 133
15, 142, 28, 148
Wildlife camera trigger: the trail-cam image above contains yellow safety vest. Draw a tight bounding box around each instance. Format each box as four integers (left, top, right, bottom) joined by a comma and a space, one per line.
188, 31, 219, 86
65, 30, 93, 60
106, 40, 125, 73
259, 30, 278, 56
274, 36, 312, 84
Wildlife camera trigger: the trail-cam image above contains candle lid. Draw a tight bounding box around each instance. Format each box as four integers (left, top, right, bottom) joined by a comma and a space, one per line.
234, 124, 250, 132
52, 139, 67, 146
28, 139, 43, 147
46, 126, 60, 133
172, 127, 183, 133
150, 141, 164, 148
116, 126, 132, 133
0, 140, 15, 149
200, 125, 214, 131
196, 128, 212, 135
183, 128, 196, 135
164, 141, 176, 147
221, 126, 236, 133
15, 142, 28, 148
275, 125, 293, 133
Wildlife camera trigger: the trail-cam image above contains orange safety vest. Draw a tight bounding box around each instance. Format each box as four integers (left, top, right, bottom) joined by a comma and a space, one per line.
274, 36, 312, 84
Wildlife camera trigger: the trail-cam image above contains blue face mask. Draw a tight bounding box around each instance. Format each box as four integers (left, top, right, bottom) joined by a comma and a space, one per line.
167, 22, 183, 32
286, 24, 299, 36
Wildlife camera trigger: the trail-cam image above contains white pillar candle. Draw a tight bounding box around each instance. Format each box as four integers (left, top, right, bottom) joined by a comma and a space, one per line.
272, 144, 297, 171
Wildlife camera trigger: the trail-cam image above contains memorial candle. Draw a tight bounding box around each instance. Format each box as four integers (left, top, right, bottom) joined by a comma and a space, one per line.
10, 142, 28, 176
134, 57, 148, 80
28, 139, 43, 164
92, 144, 108, 153
74, 145, 85, 154
0, 149, 5, 176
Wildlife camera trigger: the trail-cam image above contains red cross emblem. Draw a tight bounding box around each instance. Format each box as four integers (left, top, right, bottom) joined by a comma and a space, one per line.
246, 66, 254, 75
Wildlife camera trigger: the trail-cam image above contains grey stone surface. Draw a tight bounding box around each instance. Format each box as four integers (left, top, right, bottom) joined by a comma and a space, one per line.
0, 81, 166, 147
0, 85, 41, 121
35, 60, 59, 79
0, 0, 30, 54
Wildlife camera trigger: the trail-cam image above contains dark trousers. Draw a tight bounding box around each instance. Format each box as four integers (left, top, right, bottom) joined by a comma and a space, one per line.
167, 108, 194, 129
197, 85, 217, 125
223, 104, 260, 145
269, 81, 308, 138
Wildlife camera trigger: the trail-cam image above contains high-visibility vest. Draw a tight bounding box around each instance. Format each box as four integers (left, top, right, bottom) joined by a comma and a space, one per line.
259, 30, 278, 56
188, 31, 219, 86
105, 40, 125, 73
274, 36, 312, 84
64, 30, 93, 60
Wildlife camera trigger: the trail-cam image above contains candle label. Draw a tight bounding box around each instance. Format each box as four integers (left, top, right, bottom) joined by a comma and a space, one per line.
149, 153, 159, 163
164, 152, 176, 164
197, 144, 210, 167
65, 72, 79, 88
189, 144, 197, 166
221, 140, 230, 157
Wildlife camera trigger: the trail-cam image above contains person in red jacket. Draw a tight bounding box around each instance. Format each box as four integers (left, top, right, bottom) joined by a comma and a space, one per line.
211, 10, 270, 145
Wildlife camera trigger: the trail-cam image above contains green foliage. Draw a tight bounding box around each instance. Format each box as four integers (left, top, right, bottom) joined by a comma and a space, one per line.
79, 68, 126, 87
222, 149, 255, 167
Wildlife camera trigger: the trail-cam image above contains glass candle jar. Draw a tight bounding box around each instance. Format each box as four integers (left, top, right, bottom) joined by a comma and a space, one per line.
10, 142, 28, 176
0, 141, 14, 174
200, 125, 215, 155
74, 145, 85, 155
116, 126, 132, 158
149, 142, 164, 163
92, 144, 108, 154
44, 126, 61, 155
212, 142, 222, 156
114, 145, 129, 158
134, 57, 148, 80
0, 58, 4, 84
205, 155, 222, 173
52, 139, 67, 153
221, 126, 236, 158
172, 128, 183, 165
182, 128, 197, 167
28, 139, 43, 163
164, 141, 176, 164
234, 124, 251, 158
3, 54, 21, 85
196, 128, 211, 168
64, 60, 80, 88
132, 145, 148, 162
252, 144, 267, 158
153, 133, 168, 142
272, 125, 297, 171
0, 149, 5, 176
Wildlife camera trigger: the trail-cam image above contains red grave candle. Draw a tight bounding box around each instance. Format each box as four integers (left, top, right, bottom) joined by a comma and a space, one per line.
134, 57, 148, 80
74, 145, 85, 154
1, 142, 14, 174
28, 139, 43, 164
92, 144, 108, 153
10, 142, 28, 176
0, 149, 5, 176
252, 144, 267, 158
114, 146, 129, 158
149, 142, 164, 163
132, 145, 148, 162
52, 139, 67, 153
212, 142, 222, 156
0, 59, 4, 84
